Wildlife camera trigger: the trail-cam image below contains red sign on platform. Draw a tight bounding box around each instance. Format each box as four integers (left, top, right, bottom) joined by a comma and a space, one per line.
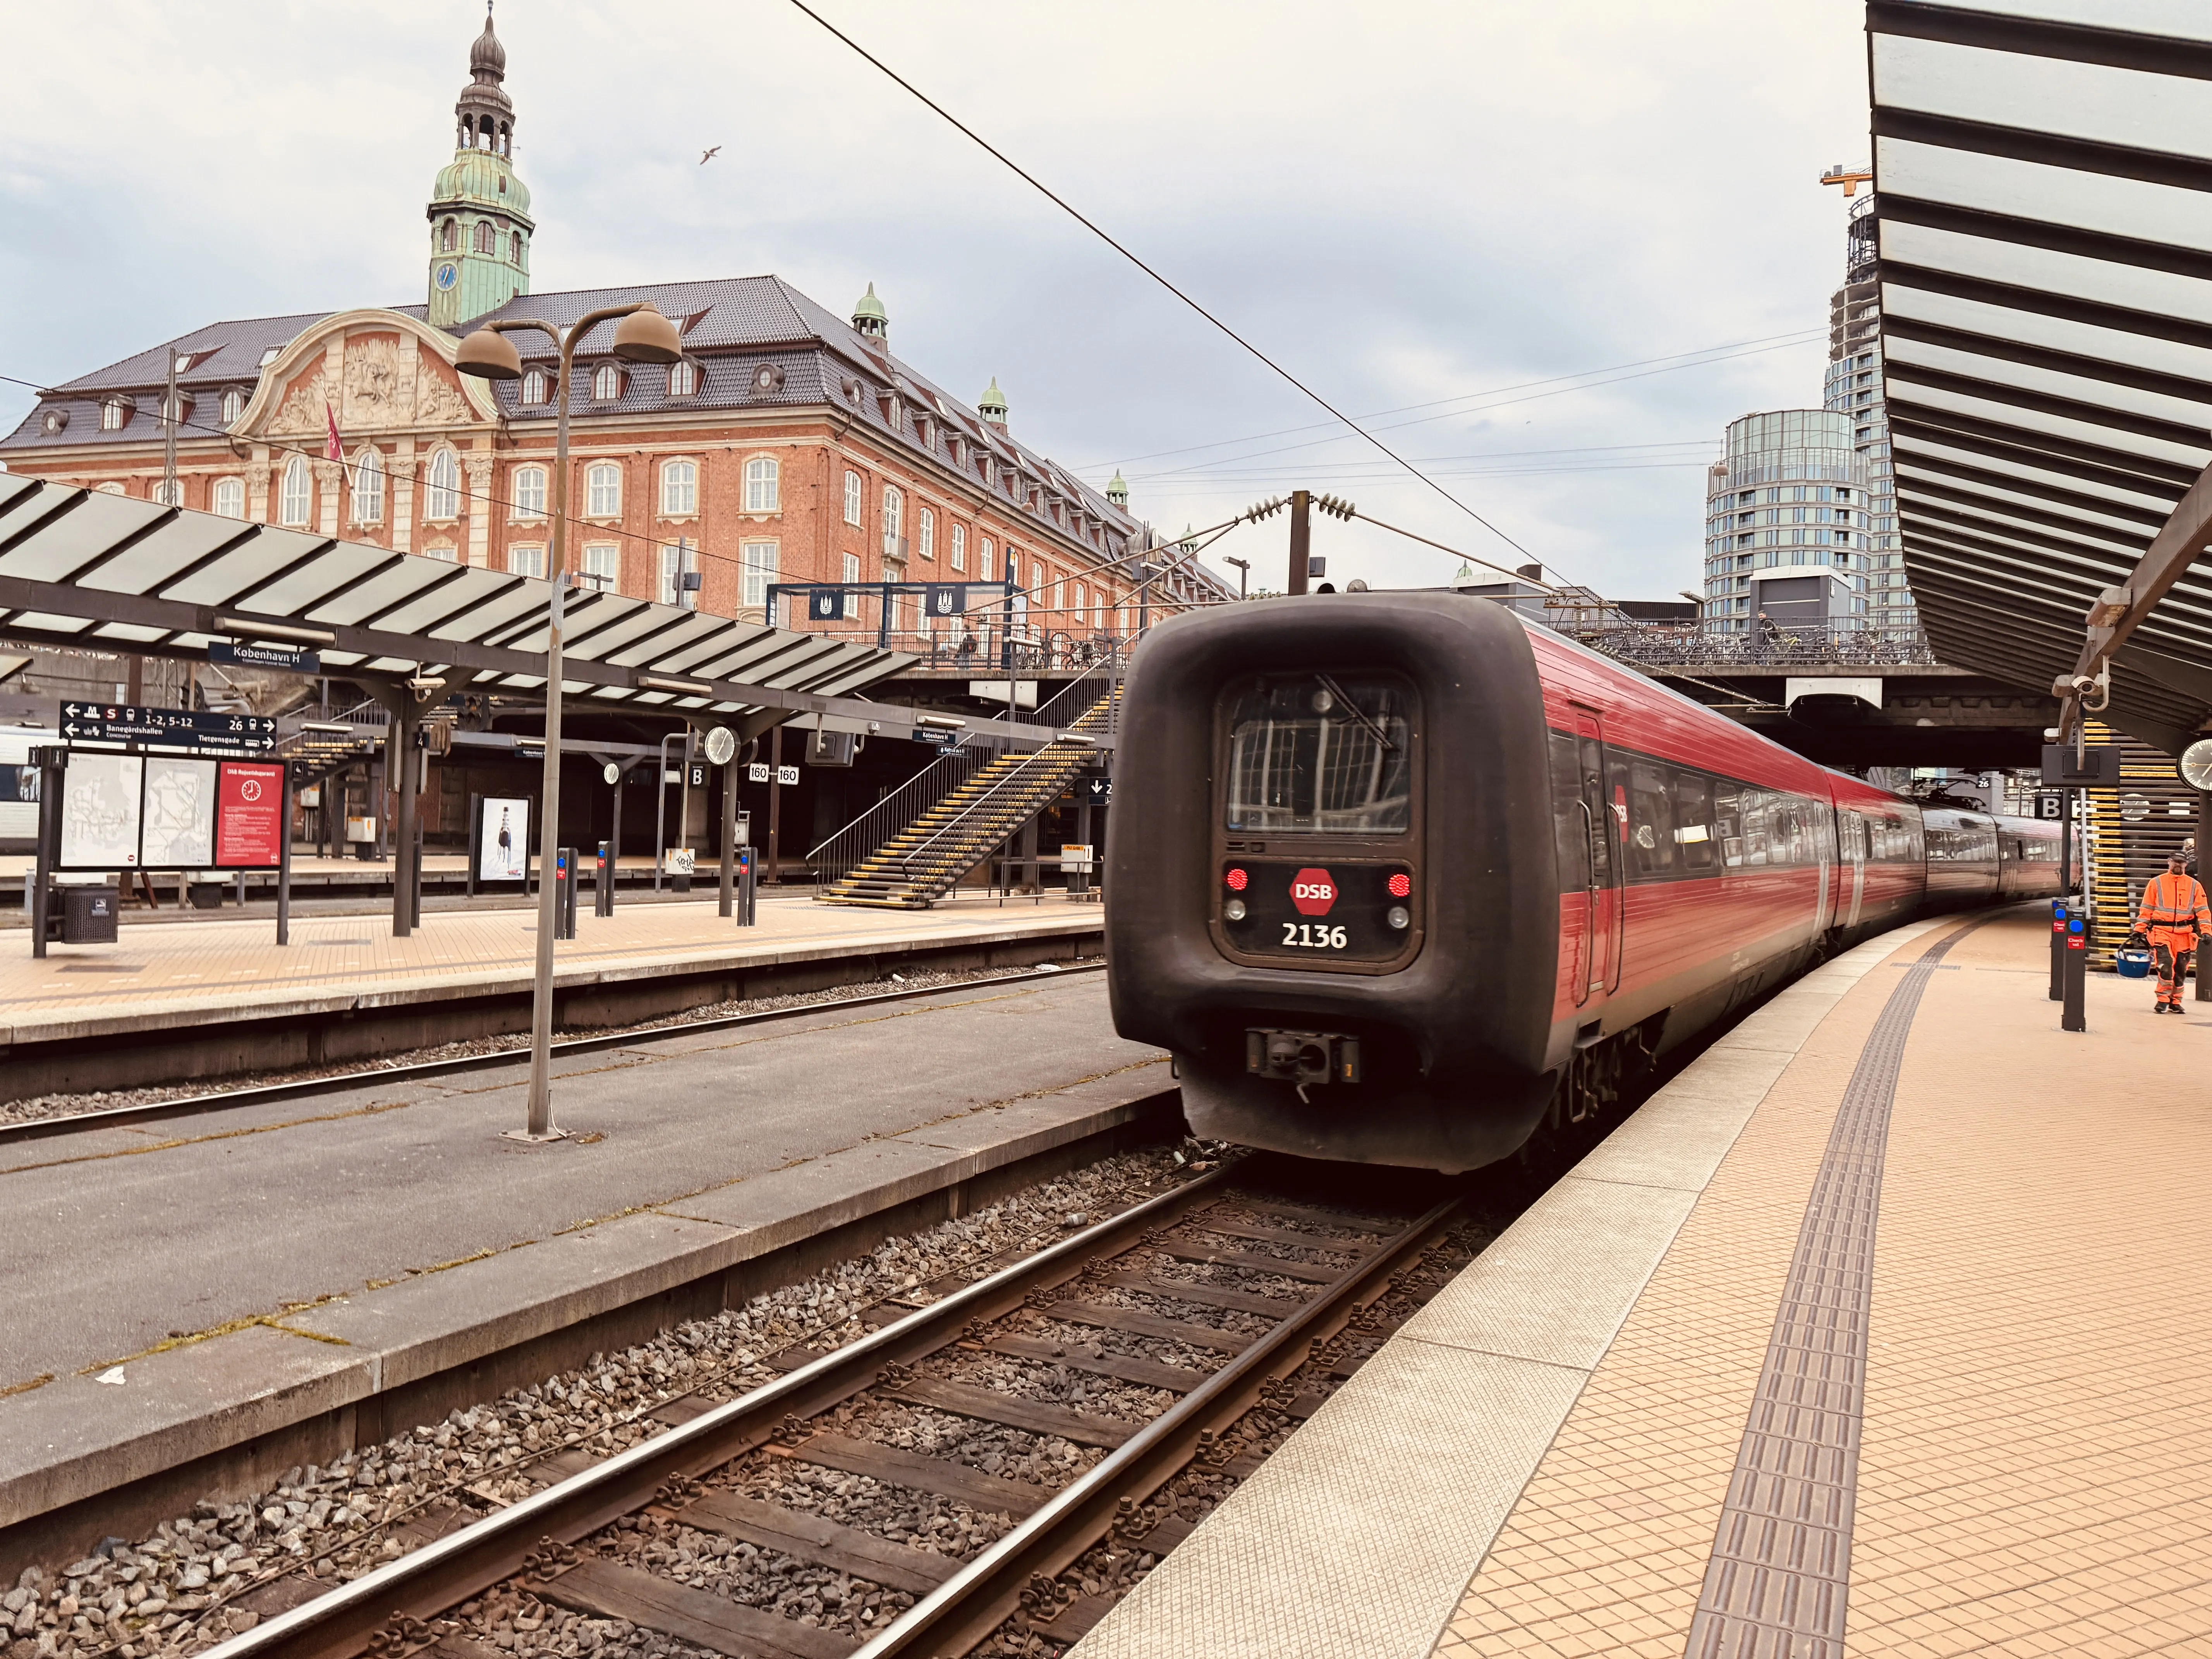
216, 763, 284, 868
1289, 867, 1338, 917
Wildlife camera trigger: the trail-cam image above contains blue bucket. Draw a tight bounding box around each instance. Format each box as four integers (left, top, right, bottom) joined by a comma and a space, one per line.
2117, 947, 2154, 979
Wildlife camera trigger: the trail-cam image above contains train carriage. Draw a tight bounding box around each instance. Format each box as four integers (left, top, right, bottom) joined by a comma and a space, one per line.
1105, 591, 2061, 1173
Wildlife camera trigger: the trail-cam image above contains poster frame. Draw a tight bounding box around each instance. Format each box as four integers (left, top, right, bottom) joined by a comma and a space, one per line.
52, 752, 289, 872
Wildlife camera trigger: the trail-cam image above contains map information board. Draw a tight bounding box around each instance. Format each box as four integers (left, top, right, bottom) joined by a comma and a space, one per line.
59, 755, 144, 869
141, 757, 217, 869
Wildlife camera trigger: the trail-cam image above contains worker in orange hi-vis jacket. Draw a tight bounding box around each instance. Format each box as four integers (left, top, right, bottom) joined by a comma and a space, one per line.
2132, 849, 2212, 1013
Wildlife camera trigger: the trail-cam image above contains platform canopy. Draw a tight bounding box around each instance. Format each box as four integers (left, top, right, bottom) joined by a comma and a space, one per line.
1869, 0, 2212, 754
0, 473, 1036, 740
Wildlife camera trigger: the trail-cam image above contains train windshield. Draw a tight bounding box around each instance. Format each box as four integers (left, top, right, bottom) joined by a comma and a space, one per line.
1223, 673, 1413, 833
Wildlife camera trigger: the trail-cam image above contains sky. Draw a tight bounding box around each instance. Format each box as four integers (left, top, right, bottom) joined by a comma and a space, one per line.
0, 0, 1876, 602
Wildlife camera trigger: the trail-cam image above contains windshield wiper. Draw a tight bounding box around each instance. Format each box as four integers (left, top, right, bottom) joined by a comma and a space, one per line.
1314, 672, 1395, 752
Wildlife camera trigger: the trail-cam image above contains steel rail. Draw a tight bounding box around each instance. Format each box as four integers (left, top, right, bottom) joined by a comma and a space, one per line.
0, 962, 1104, 1146
192, 1163, 1242, 1659
851, 1192, 1463, 1657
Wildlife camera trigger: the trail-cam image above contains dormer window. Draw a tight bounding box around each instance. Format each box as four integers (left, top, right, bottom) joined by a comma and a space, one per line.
40, 408, 67, 436
259, 345, 282, 368
592, 363, 625, 401
666, 360, 698, 398
220, 388, 246, 424
915, 416, 932, 448
100, 397, 134, 431
520, 368, 549, 405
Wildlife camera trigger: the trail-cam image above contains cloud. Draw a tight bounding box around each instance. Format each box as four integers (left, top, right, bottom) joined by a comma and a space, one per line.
0, 0, 1872, 599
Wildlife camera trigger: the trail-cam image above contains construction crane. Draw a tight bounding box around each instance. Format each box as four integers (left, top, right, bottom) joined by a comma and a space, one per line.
1820, 161, 1874, 197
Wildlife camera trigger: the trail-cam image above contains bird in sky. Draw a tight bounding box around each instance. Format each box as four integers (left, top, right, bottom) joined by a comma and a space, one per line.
700, 146, 721, 165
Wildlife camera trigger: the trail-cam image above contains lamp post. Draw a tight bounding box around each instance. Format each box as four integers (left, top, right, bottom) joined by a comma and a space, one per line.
455, 302, 682, 1139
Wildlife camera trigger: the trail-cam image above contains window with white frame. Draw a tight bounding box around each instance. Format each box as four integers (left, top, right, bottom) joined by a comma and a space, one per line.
950, 522, 966, 572
220, 388, 246, 425
981, 537, 994, 580
520, 368, 549, 405
580, 544, 620, 592
741, 541, 778, 612
352, 449, 385, 523
154, 479, 184, 507
424, 545, 458, 564
95, 482, 126, 495
666, 360, 698, 398
586, 462, 621, 517
213, 477, 245, 519
1073, 583, 1085, 625
843, 470, 862, 525
509, 544, 545, 579
280, 456, 313, 525
591, 363, 624, 401
918, 507, 935, 561
100, 397, 131, 431
424, 448, 460, 519
883, 486, 903, 559
1051, 578, 1064, 617
512, 465, 546, 518
661, 459, 697, 516
744, 455, 779, 512
659, 543, 695, 608
843, 551, 861, 619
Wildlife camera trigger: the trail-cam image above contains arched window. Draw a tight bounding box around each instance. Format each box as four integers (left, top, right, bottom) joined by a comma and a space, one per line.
666, 360, 698, 398
510, 231, 523, 263
586, 462, 621, 517
155, 480, 184, 508
441, 219, 457, 252
352, 448, 385, 524
981, 537, 993, 580
882, 487, 903, 558
511, 465, 546, 517
591, 364, 624, 401
661, 459, 697, 516
843, 470, 862, 526
473, 221, 496, 255
519, 369, 548, 405
950, 523, 966, 572
424, 449, 460, 520
100, 397, 132, 431
744, 456, 780, 513
917, 507, 935, 561
95, 482, 127, 496
220, 388, 246, 425
213, 477, 245, 519
280, 456, 313, 526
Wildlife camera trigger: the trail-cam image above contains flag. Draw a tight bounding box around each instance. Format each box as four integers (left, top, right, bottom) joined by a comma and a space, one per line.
324, 402, 343, 463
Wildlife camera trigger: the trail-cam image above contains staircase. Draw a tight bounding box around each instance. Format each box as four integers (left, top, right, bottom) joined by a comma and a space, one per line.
276, 697, 389, 790
816, 687, 1116, 909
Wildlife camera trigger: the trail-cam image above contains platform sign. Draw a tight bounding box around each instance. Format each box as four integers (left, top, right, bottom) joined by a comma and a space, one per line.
1077, 776, 1112, 805
210, 640, 321, 675
479, 796, 530, 882
2036, 791, 2065, 820
747, 762, 769, 783
215, 762, 285, 868
778, 764, 800, 786
58, 702, 276, 751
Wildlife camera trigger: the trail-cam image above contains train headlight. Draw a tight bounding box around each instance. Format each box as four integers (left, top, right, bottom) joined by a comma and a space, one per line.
1386, 904, 1410, 930
1224, 898, 1248, 921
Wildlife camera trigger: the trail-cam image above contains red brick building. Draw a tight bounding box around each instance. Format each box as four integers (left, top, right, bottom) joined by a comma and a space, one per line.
0, 13, 1226, 652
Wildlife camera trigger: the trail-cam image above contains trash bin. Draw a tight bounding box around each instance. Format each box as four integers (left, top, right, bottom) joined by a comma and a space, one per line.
60, 884, 120, 944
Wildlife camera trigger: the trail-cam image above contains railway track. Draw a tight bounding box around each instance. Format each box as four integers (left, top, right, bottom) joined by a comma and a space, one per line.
193, 1158, 1480, 1659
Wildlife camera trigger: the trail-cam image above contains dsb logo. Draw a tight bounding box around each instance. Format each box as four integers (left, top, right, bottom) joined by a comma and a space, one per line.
1290, 867, 1337, 917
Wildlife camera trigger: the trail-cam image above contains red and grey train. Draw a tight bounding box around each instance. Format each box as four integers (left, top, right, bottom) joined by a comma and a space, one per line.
1103, 591, 2063, 1173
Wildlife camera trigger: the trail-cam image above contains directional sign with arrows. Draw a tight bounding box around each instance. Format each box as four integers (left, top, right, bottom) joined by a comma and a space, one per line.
60, 702, 278, 751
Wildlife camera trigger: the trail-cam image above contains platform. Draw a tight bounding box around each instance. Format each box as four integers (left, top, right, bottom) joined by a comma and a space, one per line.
1078, 906, 2212, 1658
0, 970, 1171, 1575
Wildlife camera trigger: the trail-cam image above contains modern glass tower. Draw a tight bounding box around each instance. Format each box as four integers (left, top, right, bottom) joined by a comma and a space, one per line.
1700, 410, 1871, 634
1823, 192, 1912, 637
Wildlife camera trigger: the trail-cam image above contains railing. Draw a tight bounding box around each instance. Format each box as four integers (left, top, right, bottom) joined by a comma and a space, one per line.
780, 621, 1137, 673
276, 695, 388, 763
888, 737, 1096, 888
806, 738, 996, 888
1581, 623, 1938, 670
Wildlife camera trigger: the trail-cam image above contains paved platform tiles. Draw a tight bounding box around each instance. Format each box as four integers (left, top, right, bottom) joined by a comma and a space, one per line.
0, 890, 1100, 1043
0, 970, 1167, 1551
1077, 908, 2212, 1659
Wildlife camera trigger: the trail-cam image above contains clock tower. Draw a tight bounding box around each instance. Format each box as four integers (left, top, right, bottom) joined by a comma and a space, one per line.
426, 6, 534, 330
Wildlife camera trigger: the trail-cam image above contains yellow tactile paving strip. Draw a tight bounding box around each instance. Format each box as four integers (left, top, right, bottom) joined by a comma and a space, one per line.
0, 893, 1099, 1036
1432, 912, 2212, 1657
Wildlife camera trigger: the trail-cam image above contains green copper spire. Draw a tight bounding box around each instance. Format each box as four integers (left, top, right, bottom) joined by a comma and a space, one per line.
1106, 470, 1128, 508
427, 5, 533, 329
979, 377, 1008, 426
851, 282, 889, 339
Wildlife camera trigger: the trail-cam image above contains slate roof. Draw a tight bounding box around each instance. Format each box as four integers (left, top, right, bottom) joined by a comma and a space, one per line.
2, 274, 1140, 560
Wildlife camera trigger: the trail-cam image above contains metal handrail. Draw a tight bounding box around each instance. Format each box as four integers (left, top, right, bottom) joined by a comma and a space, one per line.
807, 738, 994, 885
889, 737, 1096, 883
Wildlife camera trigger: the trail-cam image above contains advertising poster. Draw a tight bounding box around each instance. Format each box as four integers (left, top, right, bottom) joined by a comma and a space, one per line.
59, 754, 144, 868
216, 763, 285, 868
480, 796, 529, 881
141, 757, 217, 869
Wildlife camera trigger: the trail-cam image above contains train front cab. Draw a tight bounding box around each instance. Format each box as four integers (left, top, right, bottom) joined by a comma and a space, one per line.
1104, 593, 1563, 1174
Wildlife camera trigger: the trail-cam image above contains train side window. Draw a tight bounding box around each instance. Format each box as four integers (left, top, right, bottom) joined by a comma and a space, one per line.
1714, 781, 1745, 866
1551, 730, 1587, 889
1738, 788, 1772, 866
1673, 771, 1717, 872
1628, 762, 1676, 877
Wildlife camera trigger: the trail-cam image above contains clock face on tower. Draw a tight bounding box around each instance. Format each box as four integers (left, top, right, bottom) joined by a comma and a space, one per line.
435, 263, 459, 291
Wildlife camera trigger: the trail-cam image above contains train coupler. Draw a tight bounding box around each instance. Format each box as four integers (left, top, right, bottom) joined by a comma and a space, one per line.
1246, 1028, 1362, 1085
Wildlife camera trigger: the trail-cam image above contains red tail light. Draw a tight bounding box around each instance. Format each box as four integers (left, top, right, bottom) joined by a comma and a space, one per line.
1388, 871, 1412, 898
1225, 867, 1249, 891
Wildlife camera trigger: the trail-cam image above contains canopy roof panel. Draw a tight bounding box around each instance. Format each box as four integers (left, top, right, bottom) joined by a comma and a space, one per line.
1870, 0, 2212, 751
0, 476, 1041, 740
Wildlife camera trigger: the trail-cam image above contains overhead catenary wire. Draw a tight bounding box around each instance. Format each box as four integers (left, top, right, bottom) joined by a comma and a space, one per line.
783, 0, 1561, 579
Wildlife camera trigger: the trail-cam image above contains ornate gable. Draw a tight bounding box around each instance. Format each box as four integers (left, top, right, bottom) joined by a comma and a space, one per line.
241, 309, 496, 440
